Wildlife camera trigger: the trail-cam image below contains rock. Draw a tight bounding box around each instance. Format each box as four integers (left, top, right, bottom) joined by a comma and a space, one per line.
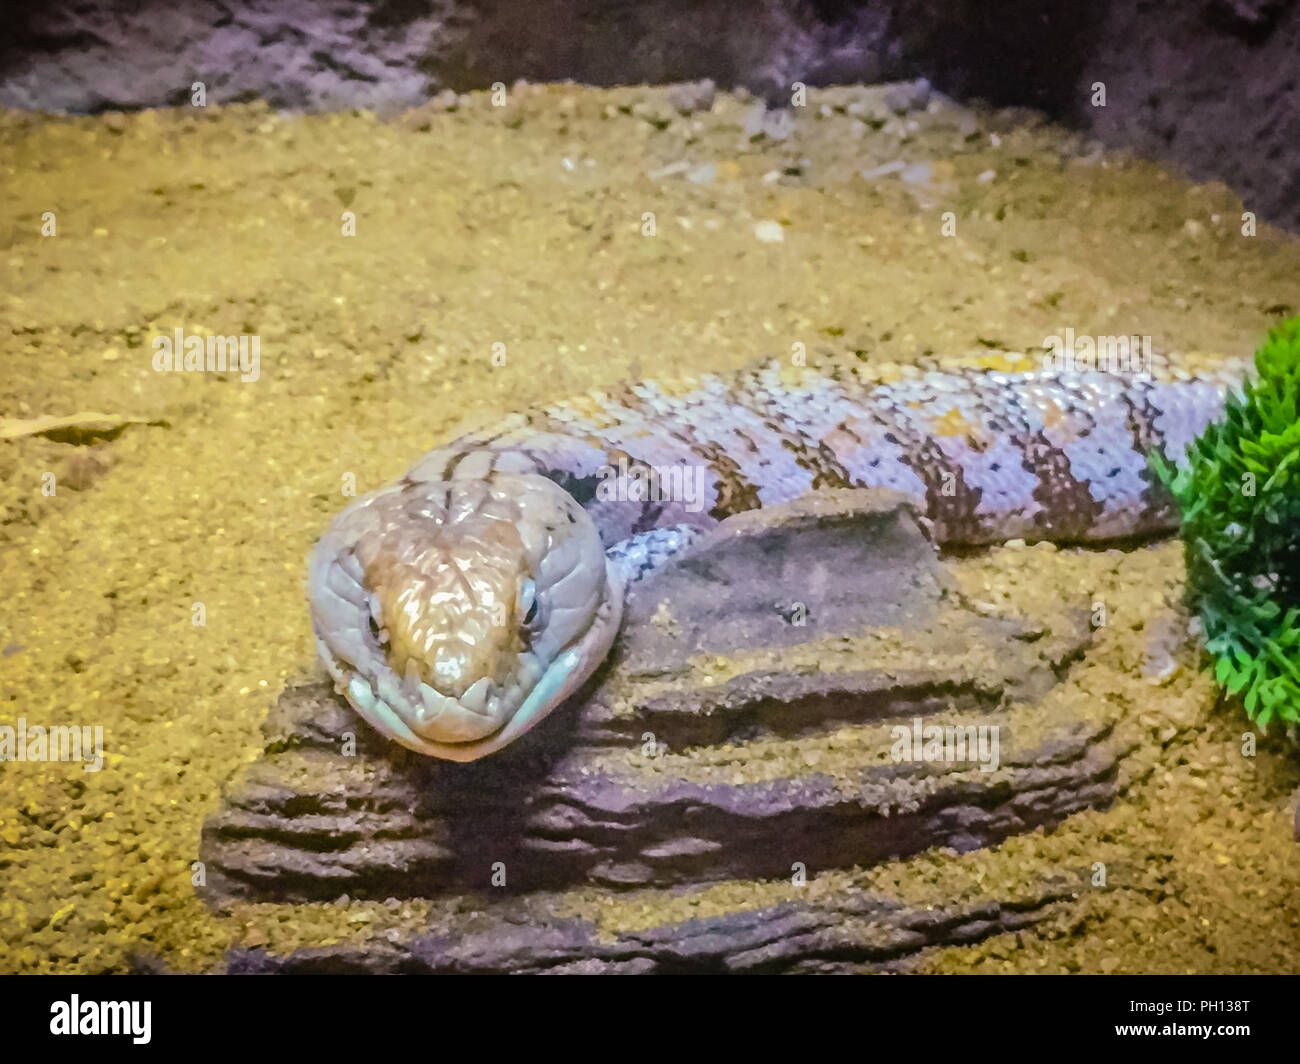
630, 99, 674, 130
223, 872, 1088, 974
646, 160, 691, 181
199, 490, 1117, 909
956, 110, 981, 139
742, 101, 793, 142
884, 78, 931, 115
668, 79, 715, 114
900, 161, 932, 185
685, 162, 716, 184
427, 89, 459, 113
0, 1, 442, 114
753, 220, 784, 243
860, 160, 907, 181
613, 490, 949, 668
1140, 613, 1188, 683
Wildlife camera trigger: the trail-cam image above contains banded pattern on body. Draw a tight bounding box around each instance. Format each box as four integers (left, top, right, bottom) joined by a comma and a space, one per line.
310, 352, 1248, 761
406, 355, 1247, 545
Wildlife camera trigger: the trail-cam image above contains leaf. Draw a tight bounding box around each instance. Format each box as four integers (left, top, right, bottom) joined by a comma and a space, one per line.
1172, 316, 1300, 731
0, 412, 169, 445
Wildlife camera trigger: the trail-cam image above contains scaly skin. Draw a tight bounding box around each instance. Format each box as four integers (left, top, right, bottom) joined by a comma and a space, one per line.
308, 351, 1249, 761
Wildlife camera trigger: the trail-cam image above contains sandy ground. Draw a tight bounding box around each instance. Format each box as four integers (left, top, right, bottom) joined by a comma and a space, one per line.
1, 83, 1298, 974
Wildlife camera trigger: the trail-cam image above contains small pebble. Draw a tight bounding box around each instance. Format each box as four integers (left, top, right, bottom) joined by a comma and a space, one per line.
901, 162, 932, 185
646, 160, 690, 181
685, 162, 716, 184
884, 78, 931, 114
743, 102, 792, 141
668, 79, 715, 114
860, 160, 907, 181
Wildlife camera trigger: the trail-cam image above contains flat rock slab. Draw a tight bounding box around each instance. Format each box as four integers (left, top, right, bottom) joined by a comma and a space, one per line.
222, 871, 1090, 974
200, 491, 1122, 905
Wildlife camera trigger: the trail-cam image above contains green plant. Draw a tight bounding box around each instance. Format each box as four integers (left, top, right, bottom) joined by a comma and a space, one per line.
1152, 318, 1300, 729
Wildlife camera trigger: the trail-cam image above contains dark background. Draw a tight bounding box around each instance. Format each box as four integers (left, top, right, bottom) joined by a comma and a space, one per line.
1, 0, 1297, 229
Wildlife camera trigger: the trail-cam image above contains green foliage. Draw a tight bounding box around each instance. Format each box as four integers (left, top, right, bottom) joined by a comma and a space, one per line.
1151, 318, 1300, 729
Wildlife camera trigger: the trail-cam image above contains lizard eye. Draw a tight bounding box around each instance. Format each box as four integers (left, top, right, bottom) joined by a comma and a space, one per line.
518, 579, 540, 628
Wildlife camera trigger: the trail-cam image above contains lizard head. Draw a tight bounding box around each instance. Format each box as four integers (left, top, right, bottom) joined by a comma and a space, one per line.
308, 473, 621, 761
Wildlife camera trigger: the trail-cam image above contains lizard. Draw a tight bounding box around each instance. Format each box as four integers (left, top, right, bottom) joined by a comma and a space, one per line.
307, 350, 1248, 761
